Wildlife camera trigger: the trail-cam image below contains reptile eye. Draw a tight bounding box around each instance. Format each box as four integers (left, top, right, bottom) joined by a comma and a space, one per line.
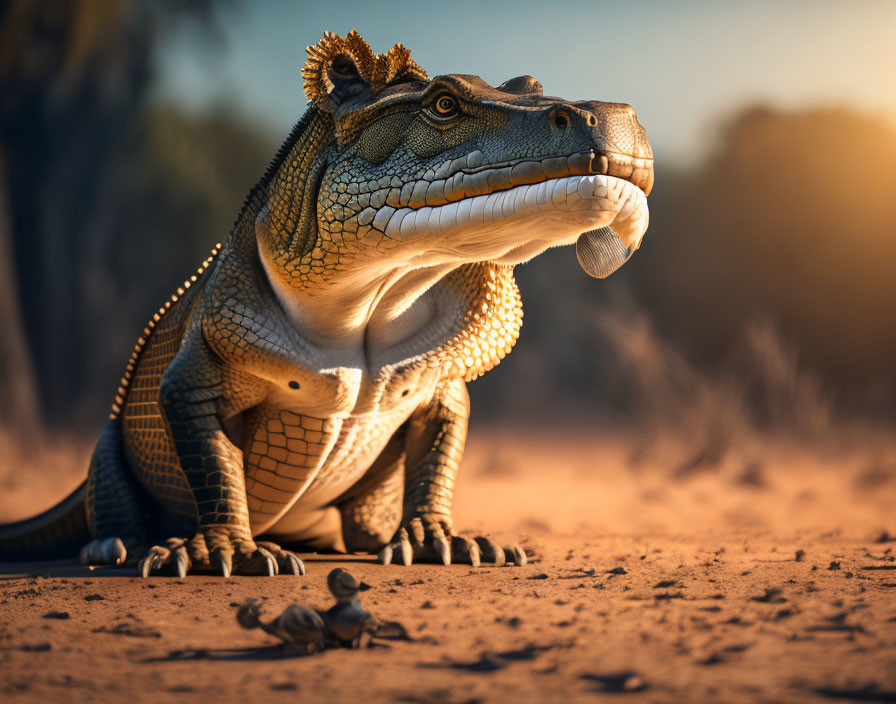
432, 93, 458, 117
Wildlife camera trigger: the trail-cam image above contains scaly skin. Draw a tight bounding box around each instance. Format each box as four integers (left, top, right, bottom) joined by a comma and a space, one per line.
11, 31, 654, 576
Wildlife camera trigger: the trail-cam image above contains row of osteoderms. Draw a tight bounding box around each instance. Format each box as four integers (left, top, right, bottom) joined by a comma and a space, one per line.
109, 244, 221, 419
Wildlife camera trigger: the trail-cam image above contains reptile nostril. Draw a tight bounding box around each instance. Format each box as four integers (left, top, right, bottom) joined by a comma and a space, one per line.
549, 108, 571, 130
586, 114, 597, 127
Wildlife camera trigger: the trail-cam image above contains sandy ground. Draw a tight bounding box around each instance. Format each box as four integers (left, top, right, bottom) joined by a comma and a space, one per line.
1, 428, 894, 703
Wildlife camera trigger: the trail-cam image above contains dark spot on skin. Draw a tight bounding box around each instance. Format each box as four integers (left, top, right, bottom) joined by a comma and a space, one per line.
288, 381, 300, 390
401, 389, 409, 397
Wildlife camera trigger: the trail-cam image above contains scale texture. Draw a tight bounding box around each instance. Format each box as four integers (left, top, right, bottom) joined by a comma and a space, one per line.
0, 31, 653, 575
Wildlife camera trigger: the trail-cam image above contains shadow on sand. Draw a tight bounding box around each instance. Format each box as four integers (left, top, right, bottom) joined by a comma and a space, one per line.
0, 552, 379, 579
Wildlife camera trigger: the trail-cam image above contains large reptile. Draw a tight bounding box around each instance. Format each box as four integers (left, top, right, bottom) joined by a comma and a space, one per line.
0, 32, 653, 576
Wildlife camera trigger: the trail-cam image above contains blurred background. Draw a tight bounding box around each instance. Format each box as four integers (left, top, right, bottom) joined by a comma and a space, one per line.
1, 0, 895, 482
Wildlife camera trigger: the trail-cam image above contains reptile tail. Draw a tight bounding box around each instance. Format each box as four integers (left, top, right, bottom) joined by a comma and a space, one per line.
0, 482, 89, 561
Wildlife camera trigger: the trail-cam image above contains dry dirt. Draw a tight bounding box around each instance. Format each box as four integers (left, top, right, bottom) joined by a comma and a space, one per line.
1, 428, 894, 703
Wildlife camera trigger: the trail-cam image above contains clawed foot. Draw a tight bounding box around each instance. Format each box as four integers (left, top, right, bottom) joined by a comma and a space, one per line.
80, 537, 130, 567
136, 527, 305, 577
377, 516, 527, 567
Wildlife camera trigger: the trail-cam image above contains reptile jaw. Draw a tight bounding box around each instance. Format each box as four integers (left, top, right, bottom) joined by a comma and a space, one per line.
376, 173, 649, 270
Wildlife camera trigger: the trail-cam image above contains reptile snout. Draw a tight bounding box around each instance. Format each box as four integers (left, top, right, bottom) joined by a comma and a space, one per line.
571, 100, 654, 196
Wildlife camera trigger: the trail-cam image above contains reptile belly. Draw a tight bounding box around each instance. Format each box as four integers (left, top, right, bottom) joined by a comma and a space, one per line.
243, 405, 408, 534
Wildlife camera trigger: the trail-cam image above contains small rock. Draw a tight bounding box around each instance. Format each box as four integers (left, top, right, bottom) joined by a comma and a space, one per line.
751, 588, 787, 604
698, 652, 725, 666
582, 672, 648, 693
21, 643, 52, 652
270, 683, 298, 691
42, 611, 69, 620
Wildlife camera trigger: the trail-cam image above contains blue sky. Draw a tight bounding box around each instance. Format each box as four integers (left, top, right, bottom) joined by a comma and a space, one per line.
155, 0, 896, 166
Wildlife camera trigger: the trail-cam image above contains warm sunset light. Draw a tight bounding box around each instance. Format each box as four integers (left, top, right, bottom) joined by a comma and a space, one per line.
0, 3, 893, 703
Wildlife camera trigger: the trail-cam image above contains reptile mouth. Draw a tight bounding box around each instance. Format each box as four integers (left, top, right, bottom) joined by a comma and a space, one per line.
455, 151, 651, 278
403, 148, 653, 205
362, 149, 651, 276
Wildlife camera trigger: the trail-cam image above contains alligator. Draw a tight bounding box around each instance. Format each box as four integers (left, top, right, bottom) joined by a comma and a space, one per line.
0, 31, 653, 576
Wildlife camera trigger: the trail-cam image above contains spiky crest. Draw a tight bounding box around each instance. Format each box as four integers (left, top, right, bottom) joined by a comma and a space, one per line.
302, 30, 428, 111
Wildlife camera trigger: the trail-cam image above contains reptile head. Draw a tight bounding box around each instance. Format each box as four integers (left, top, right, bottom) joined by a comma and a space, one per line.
258, 31, 652, 291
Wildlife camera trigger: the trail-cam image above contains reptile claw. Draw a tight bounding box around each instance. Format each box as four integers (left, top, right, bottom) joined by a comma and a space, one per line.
434, 538, 451, 565
378, 544, 393, 566
216, 554, 231, 578
265, 556, 276, 577
399, 539, 413, 566
508, 545, 527, 566
80, 537, 129, 567
286, 554, 305, 575
469, 542, 481, 568
175, 551, 188, 578
110, 538, 127, 565
138, 556, 153, 578
474, 537, 506, 567
452, 536, 480, 567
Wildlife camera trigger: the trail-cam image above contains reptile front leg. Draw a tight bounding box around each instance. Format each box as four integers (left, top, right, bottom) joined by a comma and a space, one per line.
137, 333, 303, 577
378, 378, 526, 567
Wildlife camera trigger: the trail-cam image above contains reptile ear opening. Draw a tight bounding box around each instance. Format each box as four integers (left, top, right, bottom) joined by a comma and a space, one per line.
303, 31, 428, 114
325, 52, 373, 108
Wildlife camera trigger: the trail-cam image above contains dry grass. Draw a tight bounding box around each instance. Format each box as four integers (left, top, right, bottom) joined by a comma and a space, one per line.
593, 307, 875, 479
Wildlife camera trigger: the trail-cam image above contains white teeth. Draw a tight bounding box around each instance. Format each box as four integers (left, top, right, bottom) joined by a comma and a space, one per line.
504, 190, 519, 218
485, 191, 502, 220
551, 179, 567, 207
523, 182, 539, 210
386, 208, 409, 238
607, 180, 649, 250
456, 195, 473, 224
399, 210, 417, 240
372, 205, 394, 232
439, 201, 459, 230
415, 206, 432, 237
469, 194, 486, 224
577, 176, 594, 199
370, 174, 649, 262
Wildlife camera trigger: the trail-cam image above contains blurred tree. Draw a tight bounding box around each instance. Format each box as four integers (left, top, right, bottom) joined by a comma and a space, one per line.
0, 0, 271, 435
637, 108, 896, 400
0, 150, 39, 440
